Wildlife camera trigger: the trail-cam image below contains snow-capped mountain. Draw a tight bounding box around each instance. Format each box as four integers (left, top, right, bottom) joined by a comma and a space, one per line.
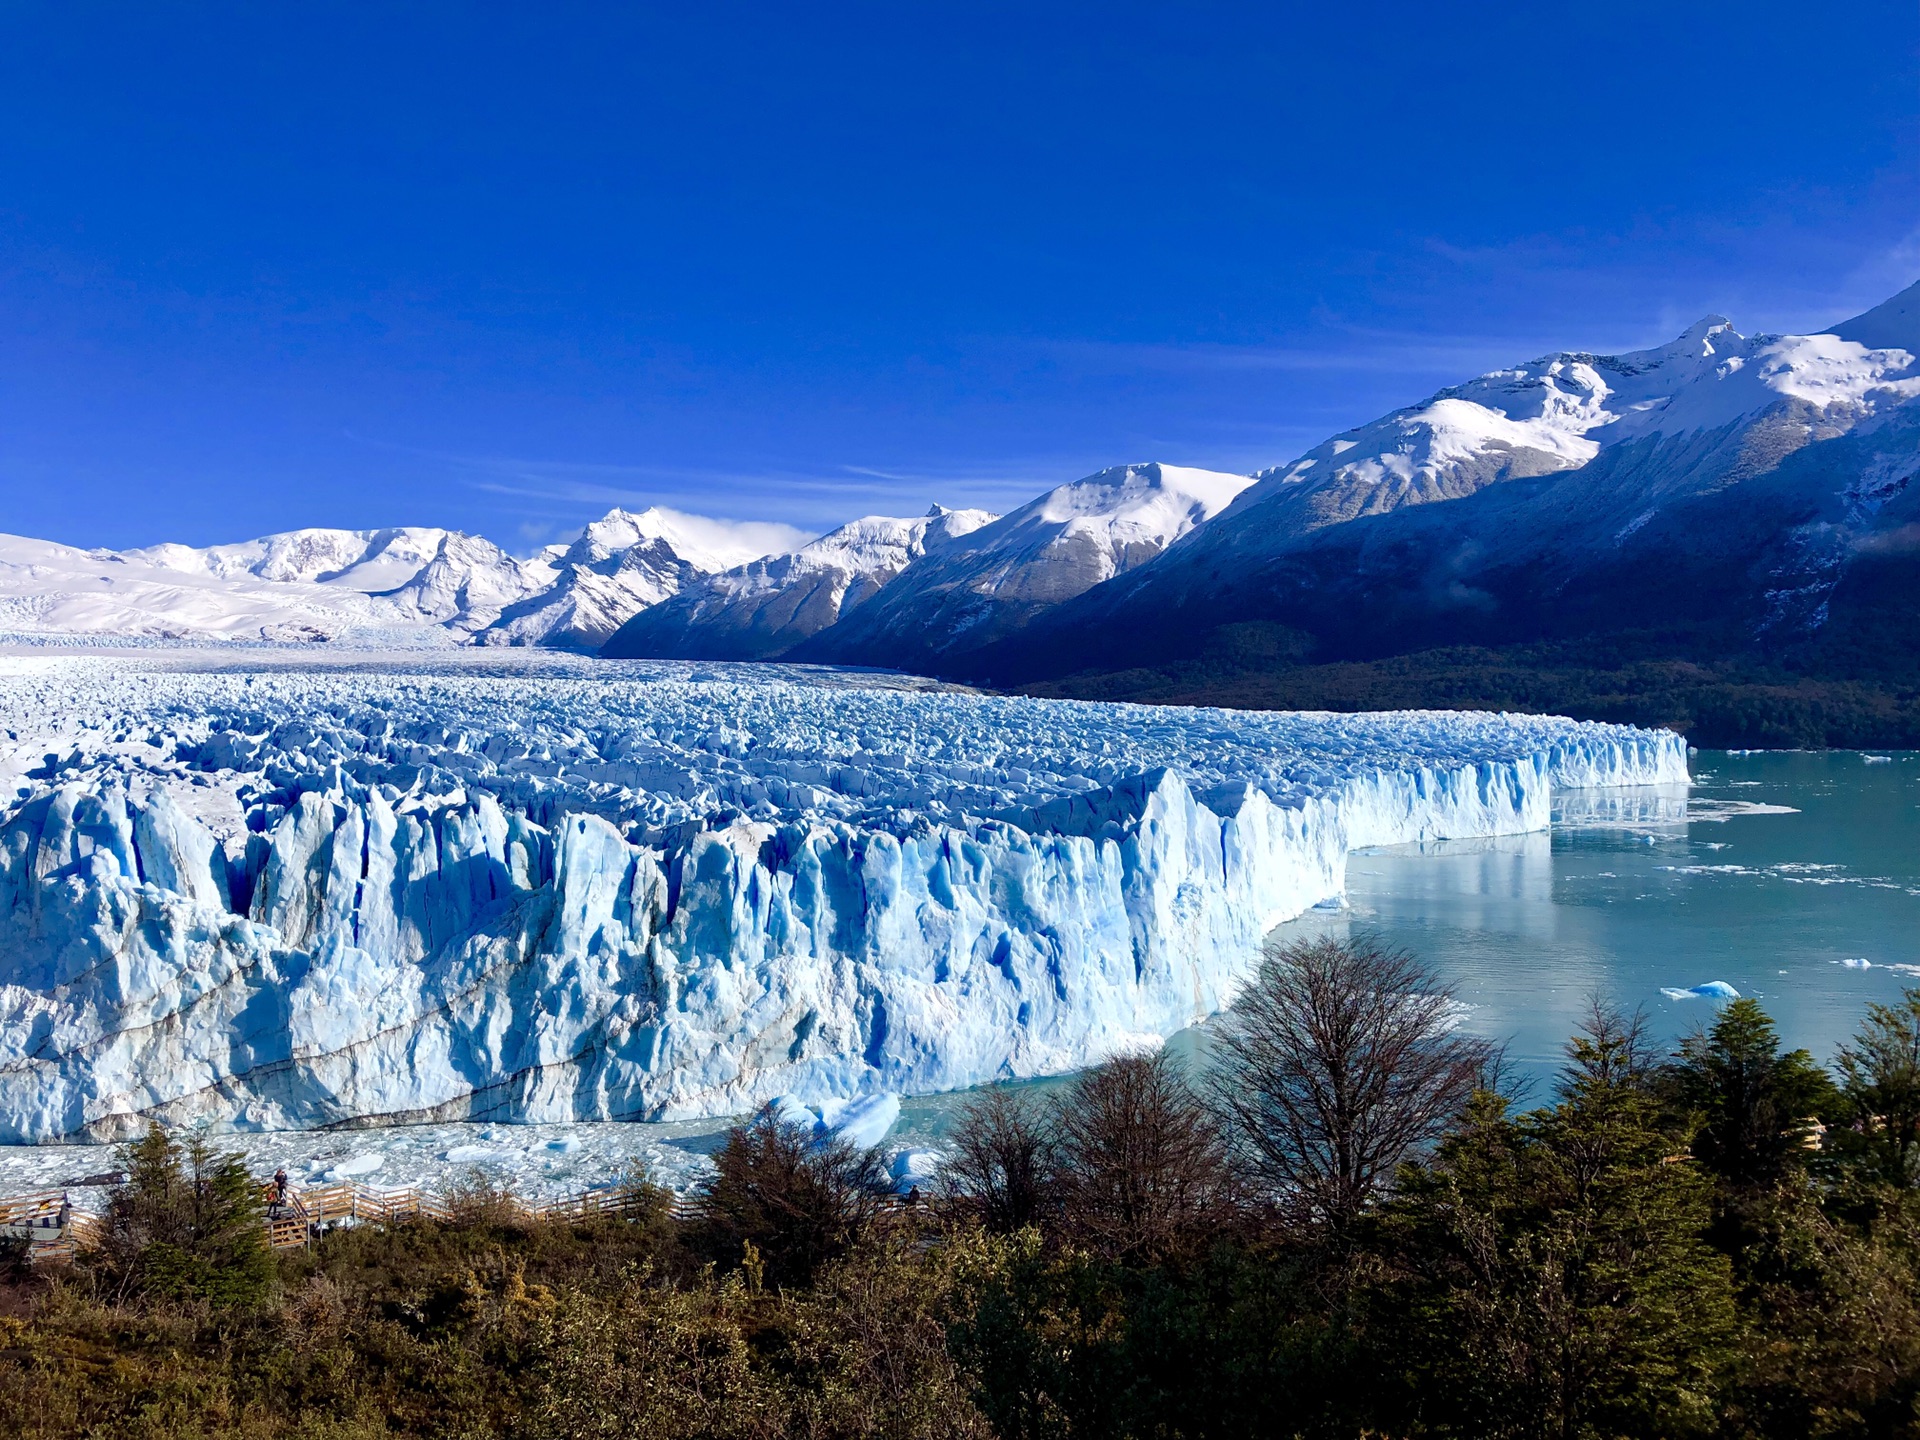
10, 275, 1920, 721
0, 507, 801, 648
0, 526, 540, 643
602, 505, 997, 660
967, 281, 1920, 705
1199, 311, 1920, 545
478, 506, 806, 651
126, 525, 461, 589
790, 463, 1255, 670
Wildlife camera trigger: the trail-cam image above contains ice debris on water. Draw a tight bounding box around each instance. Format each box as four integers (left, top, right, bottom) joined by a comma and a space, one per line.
771, 1093, 901, 1150
1661, 981, 1741, 1000
890, 1149, 942, 1193
0, 653, 1686, 1143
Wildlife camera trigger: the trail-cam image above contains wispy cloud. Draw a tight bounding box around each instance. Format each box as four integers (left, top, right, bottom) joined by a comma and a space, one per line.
1032, 313, 1695, 383
349, 436, 1088, 547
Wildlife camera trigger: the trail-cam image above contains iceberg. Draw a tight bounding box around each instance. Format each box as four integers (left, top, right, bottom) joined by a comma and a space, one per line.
0, 652, 1686, 1143
1661, 981, 1741, 1000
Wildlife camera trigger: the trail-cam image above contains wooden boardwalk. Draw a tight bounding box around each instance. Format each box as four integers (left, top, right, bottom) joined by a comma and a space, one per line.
259, 1179, 667, 1249
0, 1189, 104, 1266
0, 1178, 668, 1264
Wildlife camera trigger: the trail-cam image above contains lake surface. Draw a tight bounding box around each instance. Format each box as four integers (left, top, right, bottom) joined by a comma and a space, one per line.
1275, 749, 1920, 1092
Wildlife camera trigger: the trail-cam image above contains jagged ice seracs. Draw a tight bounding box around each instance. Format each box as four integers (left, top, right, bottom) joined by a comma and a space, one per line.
0, 653, 1685, 1143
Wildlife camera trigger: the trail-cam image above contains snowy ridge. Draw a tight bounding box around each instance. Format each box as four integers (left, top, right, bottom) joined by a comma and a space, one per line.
0, 654, 1682, 1142
476, 504, 804, 652
603, 505, 997, 660
1223, 312, 1920, 536
0, 507, 802, 650
796, 463, 1255, 665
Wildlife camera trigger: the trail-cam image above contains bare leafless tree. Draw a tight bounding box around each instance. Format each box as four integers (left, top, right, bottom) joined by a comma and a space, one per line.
1209, 934, 1492, 1239
1051, 1050, 1236, 1263
689, 1107, 891, 1287
942, 1084, 1053, 1234
1562, 996, 1658, 1097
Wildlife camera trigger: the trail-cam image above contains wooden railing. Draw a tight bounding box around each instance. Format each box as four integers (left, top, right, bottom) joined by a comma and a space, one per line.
0, 1188, 103, 1266
258, 1178, 669, 1249
0, 1177, 937, 1265
0, 1176, 667, 1264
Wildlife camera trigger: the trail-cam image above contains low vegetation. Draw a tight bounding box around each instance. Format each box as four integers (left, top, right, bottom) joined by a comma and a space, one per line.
3, 937, 1919, 1438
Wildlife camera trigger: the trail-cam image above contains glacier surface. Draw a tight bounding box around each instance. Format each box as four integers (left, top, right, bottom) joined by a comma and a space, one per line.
0, 652, 1684, 1143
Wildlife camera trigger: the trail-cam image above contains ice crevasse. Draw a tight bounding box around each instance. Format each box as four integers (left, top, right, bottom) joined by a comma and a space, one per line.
0, 655, 1686, 1142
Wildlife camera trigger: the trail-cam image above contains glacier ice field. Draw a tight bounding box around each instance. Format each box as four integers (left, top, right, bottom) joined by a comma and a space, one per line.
0, 650, 1685, 1146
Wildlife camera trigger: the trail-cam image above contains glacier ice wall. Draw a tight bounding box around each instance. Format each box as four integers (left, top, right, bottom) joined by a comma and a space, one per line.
0, 654, 1686, 1142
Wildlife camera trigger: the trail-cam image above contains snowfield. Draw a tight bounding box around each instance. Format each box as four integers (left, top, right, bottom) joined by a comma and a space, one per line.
0, 651, 1685, 1143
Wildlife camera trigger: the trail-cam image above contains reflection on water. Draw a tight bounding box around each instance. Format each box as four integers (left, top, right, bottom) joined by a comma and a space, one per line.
1553, 783, 1694, 829
896, 751, 1920, 1144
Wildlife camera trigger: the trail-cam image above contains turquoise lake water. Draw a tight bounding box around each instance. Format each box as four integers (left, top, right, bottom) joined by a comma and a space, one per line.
1275, 748, 1920, 1090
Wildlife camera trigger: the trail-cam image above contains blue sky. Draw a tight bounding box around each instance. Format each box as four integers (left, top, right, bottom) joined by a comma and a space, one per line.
3, 2, 1918, 551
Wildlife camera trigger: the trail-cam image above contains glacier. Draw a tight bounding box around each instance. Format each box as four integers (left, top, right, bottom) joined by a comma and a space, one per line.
0, 652, 1685, 1143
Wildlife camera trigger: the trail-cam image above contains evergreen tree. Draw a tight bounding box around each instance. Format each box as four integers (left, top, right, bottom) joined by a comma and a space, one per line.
1666, 998, 1837, 1190
1378, 1004, 1739, 1439
95, 1126, 275, 1308
1832, 987, 1920, 1189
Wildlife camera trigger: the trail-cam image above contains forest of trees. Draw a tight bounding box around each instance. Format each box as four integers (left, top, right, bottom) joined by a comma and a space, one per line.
2, 935, 1918, 1439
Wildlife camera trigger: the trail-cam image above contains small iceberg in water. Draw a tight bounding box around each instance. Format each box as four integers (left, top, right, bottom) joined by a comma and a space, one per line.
322, 1152, 385, 1181
890, 1148, 943, 1194
1661, 981, 1741, 1000
766, 1092, 901, 1150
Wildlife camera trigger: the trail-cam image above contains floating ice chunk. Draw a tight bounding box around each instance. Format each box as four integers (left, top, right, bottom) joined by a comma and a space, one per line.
890, 1148, 941, 1193
825, 1094, 900, 1150
547, 1136, 582, 1154
1660, 981, 1740, 1000
768, 1095, 823, 1132
325, 1152, 384, 1179
443, 1145, 499, 1163
1840, 958, 1873, 969
1863, 755, 1893, 764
